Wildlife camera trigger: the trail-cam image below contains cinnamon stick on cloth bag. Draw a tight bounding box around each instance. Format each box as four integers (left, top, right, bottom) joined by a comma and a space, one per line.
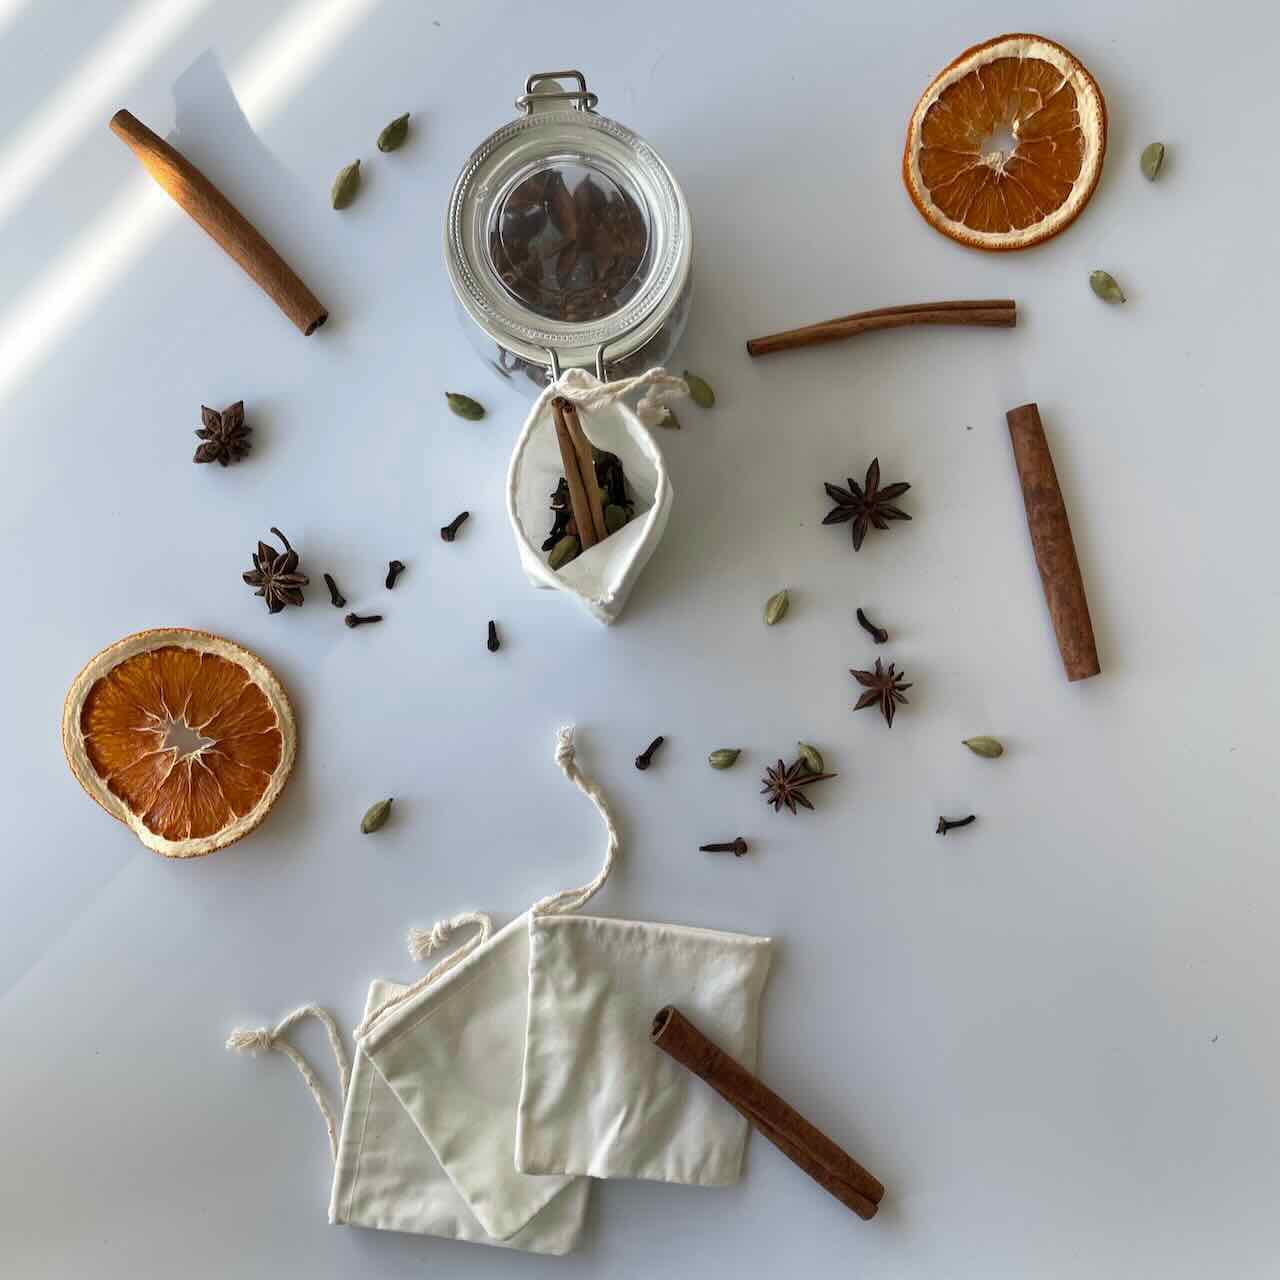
507, 366, 686, 624
353, 726, 622, 1241
516, 912, 773, 1184
224, 918, 588, 1253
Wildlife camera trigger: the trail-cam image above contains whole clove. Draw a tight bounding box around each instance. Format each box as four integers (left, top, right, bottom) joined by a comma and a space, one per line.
936, 814, 977, 835
345, 612, 383, 628
487, 620, 500, 652
700, 837, 749, 856
634, 735, 665, 770
385, 559, 406, 589
856, 607, 888, 644
322, 572, 346, 608
441, 511, 470, 542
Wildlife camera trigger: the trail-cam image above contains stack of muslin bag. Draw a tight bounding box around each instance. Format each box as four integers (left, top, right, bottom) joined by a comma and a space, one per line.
227, 728, 773, 1256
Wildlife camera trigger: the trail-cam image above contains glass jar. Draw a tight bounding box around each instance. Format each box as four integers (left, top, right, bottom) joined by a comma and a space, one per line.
444, 71, 692, 389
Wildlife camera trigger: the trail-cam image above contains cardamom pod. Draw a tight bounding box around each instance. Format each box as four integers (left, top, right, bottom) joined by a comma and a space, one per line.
962, 736, 1005, 759
331, 159, 361, 210
445, 392, 485, 420
708, 748, 741, 770
683, 371, 715, 409
660, 407, 682, 429
377, 112, 410, 152
1140, 141, 1165, 181
1089, 270, 1126, 304
604, 504, 628, 534
548, 535, 579, 569
360, 797, 393, 834
796, 741, 824, 774
764, 589, 789, 625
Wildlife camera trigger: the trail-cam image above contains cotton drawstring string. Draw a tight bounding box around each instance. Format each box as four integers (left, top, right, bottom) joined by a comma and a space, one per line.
225, 1004, 350, 1162
531, 365, 687, 430
354, 726, 619, 1041
352, 912, 494, 1039
532, 725, 620, 917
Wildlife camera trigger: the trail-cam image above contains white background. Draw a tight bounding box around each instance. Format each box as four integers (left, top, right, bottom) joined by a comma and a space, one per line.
3, 2, 1278, 1276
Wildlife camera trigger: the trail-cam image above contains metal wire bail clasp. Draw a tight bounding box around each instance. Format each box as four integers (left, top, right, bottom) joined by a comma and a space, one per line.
516, 70, 598, 115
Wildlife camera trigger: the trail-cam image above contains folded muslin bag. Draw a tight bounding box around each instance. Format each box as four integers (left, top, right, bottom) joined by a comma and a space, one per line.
224, 946, 588, 1254
350, 726, 620, 1241
516, 913, 773, 1185
226, 726, 617, 1252
330, 979, 589, 1253
506, 366, 686, 625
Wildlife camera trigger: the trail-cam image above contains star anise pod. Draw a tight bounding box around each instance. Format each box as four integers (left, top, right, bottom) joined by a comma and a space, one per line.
242, 527, 308, 613
194, 401, 251, 466
851, 658, 912, 727
822, 457, 911, 551
761, 757, 838, 815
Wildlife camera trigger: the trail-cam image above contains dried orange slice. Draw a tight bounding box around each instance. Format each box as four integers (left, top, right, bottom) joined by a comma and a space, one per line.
903, 33, 1107, 251
62, 628, 296, 858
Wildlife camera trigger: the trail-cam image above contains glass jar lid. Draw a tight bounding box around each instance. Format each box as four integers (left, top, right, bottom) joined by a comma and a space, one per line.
445, 71, 692, 375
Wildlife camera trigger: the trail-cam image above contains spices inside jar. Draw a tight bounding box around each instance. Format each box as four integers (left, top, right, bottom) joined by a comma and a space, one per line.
490, 161, 649, 325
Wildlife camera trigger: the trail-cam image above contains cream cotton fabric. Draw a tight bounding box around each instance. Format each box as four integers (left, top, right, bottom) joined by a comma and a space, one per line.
330, 979, 589, 1254
516, 912, 773, 1184
357, 914, 582, 1241
226, 726, 617, 1255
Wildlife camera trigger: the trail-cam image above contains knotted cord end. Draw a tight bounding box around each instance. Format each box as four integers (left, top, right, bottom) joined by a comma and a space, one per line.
226, 1026, 275, 1054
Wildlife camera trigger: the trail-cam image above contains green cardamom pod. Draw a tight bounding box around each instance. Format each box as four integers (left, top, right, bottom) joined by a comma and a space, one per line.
445, 392, 485, 420
1139, 141, 1165, 181
683, 371, 715, 409
360, 797, 393, 834
764, 589, 789, 625
962, 736, 1005, 758
377, 112, 410, 152
604, 504, 628, 534
331, 159, 361, 210
548, 535, 579, 569
660, 408, 682, 429
1089, 270, 1126, 304
708, 748, 741, 770
796, 741, 824, 774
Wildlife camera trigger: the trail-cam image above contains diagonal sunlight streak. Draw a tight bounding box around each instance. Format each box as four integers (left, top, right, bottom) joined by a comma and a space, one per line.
0, 0, 32, 41
0, 0, 380, 407
0, 0, 213, 229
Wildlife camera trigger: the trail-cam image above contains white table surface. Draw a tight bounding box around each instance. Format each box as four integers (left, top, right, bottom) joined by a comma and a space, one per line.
4, 2, 1278, 1275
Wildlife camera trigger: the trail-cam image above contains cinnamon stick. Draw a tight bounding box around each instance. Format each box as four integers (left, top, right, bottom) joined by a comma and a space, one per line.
746, 299, 1015, 357
109, 109, 327, 336
1005, 403, 1100, 682
651, 1006, 884, 1221
561, 400, 607, 543
551, 398, 598, 550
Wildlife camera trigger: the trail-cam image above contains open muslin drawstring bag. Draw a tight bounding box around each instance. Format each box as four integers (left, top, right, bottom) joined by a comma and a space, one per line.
507, 366, 686, 624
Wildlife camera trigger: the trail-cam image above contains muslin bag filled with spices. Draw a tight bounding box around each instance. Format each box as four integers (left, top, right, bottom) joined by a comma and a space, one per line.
515, 911, 773, 1186
224, 726, 615, 1253
507, 367, 686, 624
